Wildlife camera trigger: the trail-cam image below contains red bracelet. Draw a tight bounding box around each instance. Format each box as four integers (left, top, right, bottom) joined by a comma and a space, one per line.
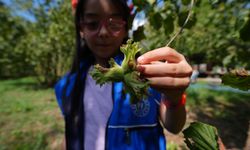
162, 93, 186, 110
72, 0, 78, 9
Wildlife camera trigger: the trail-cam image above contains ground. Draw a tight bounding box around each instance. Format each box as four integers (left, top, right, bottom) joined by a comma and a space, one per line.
0, 77, 249, 149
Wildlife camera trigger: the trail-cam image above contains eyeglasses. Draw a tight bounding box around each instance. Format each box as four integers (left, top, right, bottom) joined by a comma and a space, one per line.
80, 17, 126, 36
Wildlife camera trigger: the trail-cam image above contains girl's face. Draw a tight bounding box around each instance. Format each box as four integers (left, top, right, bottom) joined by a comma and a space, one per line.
80, 0, 127, 65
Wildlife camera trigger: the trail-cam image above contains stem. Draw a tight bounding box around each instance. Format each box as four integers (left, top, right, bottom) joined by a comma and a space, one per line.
166, 0, 195, 47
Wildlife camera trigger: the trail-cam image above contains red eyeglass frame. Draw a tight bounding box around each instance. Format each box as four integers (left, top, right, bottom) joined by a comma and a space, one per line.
80, 17, 126, 36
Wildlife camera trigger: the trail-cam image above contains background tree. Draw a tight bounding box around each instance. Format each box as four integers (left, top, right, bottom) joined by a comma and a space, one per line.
24, 0, 75, 86
133, 0, 250, 69
0, 0, 74, 86
1, 0, 249, 86
0, 1, 31, 78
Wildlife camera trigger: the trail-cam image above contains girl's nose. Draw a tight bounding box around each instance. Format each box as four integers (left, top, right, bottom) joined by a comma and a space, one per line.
98, 24, 110, 37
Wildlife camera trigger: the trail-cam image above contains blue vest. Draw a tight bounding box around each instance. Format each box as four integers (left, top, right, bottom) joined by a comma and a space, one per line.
54, 55, 166, 150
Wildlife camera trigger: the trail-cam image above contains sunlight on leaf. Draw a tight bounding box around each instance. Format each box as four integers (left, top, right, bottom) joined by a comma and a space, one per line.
222, 69, 250, 91
183, 122, 219, 150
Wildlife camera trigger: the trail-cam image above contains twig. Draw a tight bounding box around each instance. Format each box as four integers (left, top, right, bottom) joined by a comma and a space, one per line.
166, 0, 195, 47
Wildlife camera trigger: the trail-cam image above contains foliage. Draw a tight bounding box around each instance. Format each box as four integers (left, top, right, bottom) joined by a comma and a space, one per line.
0, 0, 74, 86
0, 1, 32, 77
90, 40, 149, 104
1, 0, 250, 85
222, 69, 250, 91
20, 0, 74, 86
132, 0, 199, 51
183, 122, 219, 150
132, 0, 250, 68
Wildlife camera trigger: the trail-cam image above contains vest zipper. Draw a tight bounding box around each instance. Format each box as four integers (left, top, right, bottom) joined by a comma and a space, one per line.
125, 128, 130, 145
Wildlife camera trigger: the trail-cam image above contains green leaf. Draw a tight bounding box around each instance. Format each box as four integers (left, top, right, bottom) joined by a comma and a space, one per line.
195, 0, 201, 6
123, 71, 149, 104
90, 39, 149, 104
182, 0, 191, 6
133, 26, 146, 42
234, 13, 247, 32
163, 15, 174, 35
132, 0, 149, 11
120, 39, 141, 72
178, 10, 196, 29
149, 12, 163, 30
183, 122, 219, 150
222, 69, 250, 91
239, 15, 250, 41
128, 13, 136, 31
209, 0, 219, 5
90, 60, 124, 85
147, 0, 156, 5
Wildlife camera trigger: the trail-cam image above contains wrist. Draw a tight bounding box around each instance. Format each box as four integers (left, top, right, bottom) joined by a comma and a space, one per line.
162, 93, 186, 110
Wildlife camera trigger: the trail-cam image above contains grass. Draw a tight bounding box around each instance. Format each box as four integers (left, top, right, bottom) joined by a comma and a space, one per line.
0, 77, 249, 149
0, 77, 64, 150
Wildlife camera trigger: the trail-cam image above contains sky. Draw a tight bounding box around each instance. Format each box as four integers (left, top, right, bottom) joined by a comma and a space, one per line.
2, 0, 36, 21
1, 0, 147, 27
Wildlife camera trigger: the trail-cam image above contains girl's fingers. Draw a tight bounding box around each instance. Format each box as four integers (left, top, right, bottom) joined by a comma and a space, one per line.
136, 46, 192, 89
137, 61, 193, 77
147, 77, 191, 89
137, 47, 184, 64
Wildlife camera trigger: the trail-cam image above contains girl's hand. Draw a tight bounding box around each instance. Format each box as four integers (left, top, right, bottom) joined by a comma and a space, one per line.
137, 47, 192, 103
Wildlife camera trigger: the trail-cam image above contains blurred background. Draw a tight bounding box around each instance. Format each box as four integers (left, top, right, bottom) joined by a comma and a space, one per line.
0, 0, 249, 149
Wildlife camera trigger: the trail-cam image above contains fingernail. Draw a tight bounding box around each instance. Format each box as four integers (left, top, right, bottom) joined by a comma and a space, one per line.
137, 56, 144, 64
137, 65, 145, 72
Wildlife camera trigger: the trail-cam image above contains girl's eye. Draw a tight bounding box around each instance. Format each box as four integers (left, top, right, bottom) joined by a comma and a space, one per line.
108, 20, 125, 31
109, 22, 122, 31
84, 21, 100, 30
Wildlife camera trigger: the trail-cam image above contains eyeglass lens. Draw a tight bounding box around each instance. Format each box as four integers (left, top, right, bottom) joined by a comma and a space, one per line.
81, 18, 126, 36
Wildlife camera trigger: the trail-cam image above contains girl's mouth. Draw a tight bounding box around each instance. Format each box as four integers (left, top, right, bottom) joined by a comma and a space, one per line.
97, 43, 111, 47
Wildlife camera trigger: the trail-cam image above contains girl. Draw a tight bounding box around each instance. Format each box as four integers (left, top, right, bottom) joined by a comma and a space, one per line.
55, 0, 192, 149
